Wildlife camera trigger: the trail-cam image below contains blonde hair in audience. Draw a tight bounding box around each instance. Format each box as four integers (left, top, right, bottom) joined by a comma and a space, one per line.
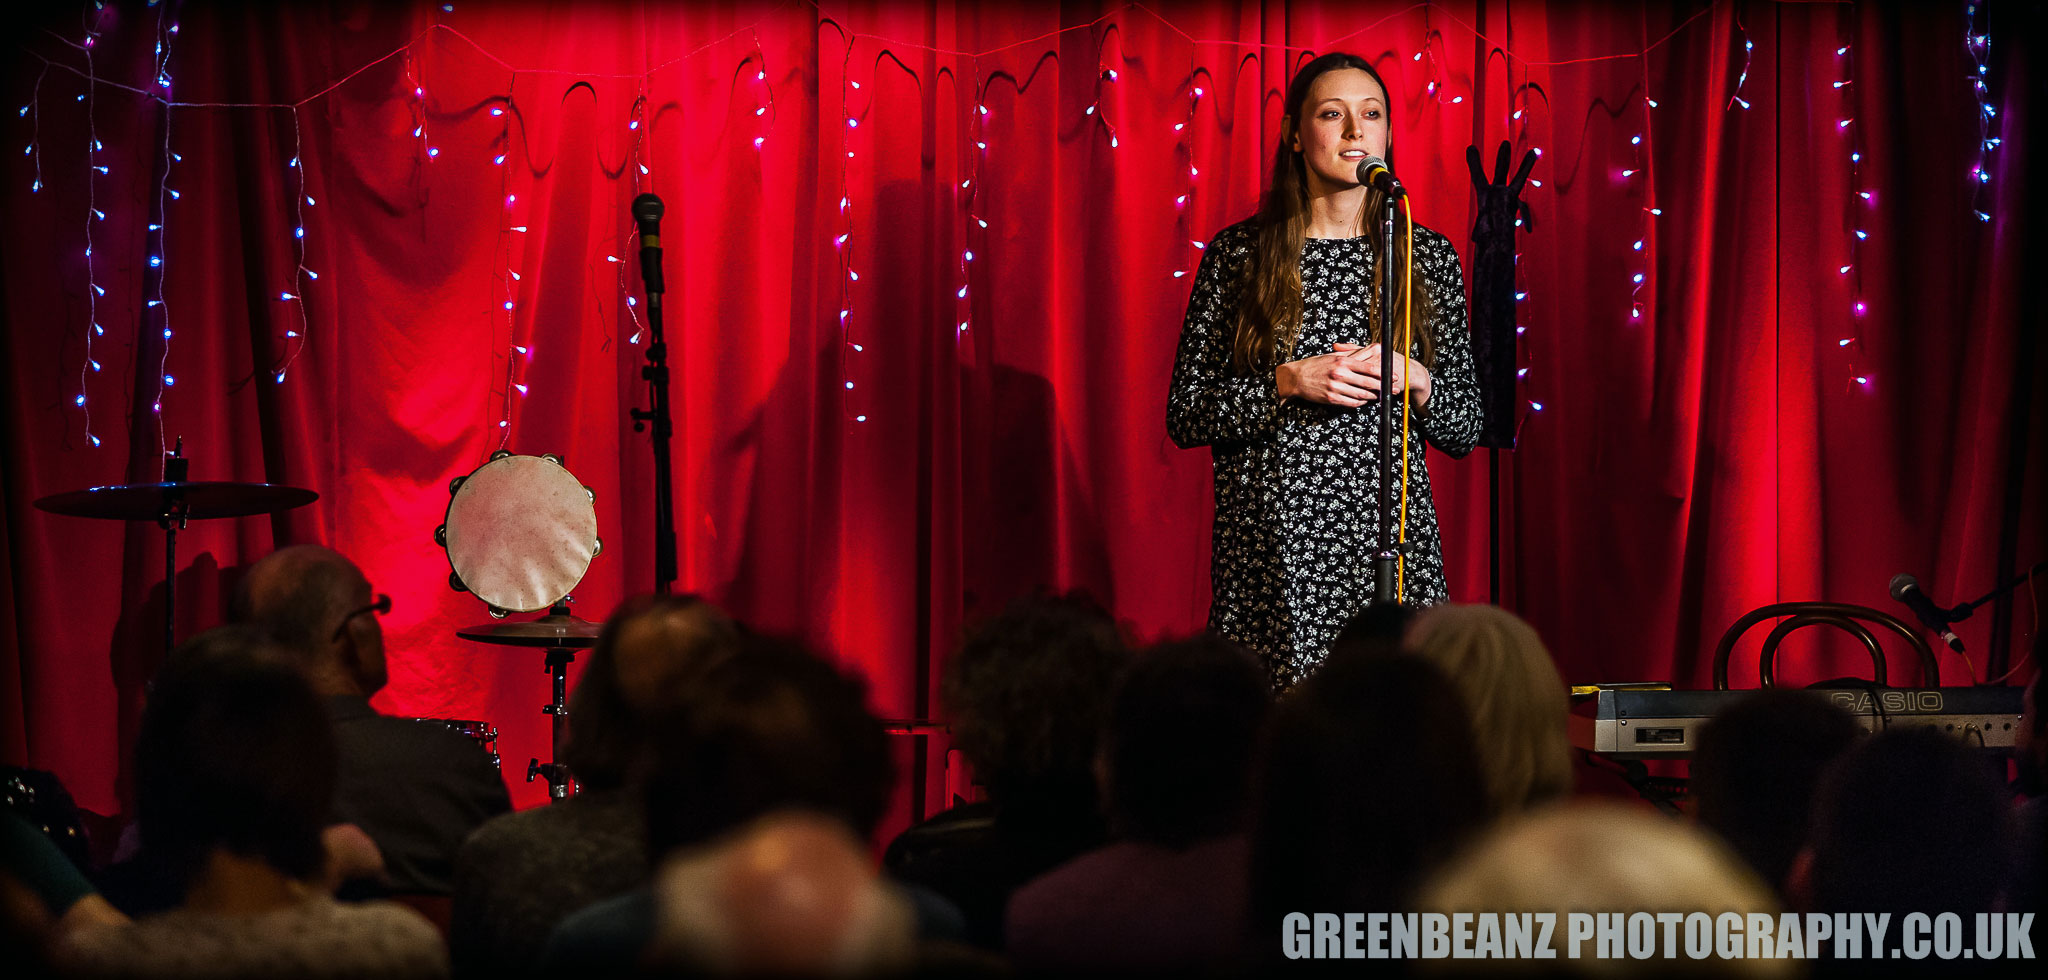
1417, 803, 1793, 976
1407, 604, 1573, 814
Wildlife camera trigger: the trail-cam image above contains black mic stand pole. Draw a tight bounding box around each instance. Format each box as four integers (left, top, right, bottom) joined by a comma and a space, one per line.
1940, 558, 2047, 628
629, 212, 678, 595
1370, 187, 1404, 606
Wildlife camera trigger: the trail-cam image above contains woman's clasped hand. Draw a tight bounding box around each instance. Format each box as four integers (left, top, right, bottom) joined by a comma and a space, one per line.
1277, 342, 1431, 409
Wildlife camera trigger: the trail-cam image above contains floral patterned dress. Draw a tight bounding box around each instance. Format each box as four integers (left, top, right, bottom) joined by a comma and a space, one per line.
1167, 219, 1482, 688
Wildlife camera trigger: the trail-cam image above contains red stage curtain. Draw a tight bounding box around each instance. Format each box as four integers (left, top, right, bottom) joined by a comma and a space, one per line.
3, 1, 2040, 825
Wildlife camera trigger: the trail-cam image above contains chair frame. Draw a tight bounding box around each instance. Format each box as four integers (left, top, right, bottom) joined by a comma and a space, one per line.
1710, 601, 1937, 690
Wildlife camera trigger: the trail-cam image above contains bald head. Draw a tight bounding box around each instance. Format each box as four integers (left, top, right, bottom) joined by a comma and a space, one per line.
231, 545, 382, 695
652, 811, 914, 975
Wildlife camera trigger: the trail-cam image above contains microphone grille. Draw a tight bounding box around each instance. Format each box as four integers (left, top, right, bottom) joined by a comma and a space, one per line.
1355, 155, 1388, 185
631, 193, 664, 222
1888, 572, 1917, 600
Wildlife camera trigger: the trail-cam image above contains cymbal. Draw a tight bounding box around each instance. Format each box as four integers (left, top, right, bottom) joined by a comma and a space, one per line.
34, 481, 319, 521
456, 612, 602, 648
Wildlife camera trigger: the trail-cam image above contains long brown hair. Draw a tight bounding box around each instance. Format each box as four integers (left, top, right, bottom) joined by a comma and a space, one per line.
1232, 53, 1437, 375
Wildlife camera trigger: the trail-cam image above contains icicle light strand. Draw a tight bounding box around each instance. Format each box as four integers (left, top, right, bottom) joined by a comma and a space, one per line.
25, 3, 1902, 451
148, 3, 180, 454
76, 11, 103, 448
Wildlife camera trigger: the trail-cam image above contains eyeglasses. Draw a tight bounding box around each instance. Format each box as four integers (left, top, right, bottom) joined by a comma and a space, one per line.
332, 593, 392, 641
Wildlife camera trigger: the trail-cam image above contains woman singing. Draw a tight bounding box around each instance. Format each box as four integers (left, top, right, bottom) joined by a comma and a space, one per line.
1167, 53, 1481, 689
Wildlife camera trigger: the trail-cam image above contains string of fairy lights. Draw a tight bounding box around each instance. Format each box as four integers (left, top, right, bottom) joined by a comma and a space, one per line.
1626, 31, 1660, 342
1834, 29, 1868, 390
1085, 60, 1122, 151
22, 64, 46, 196
1963, 1, 1999, 224
75, 4, 104, 448
147, 0, 177, 453
405, 52, 437, 163
1170, 59, 1209, 282
484, 75, 540, 443
1729, 15, 1755, 111
273, 109, 315, 386
954, 59, 984, 345
16, 1, 2009, 451
750, 32, 774, 154
496, 73, 523, 441
1504, 76, 1533, 412
1415, 11, 1467, 109
834, 36, 861, 421
1492, 46, 1547, 418
962, 61, 984, 342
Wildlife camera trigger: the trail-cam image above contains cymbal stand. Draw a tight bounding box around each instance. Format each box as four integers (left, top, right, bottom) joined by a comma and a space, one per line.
523, 601, 578, 802
157, 441, 189, 655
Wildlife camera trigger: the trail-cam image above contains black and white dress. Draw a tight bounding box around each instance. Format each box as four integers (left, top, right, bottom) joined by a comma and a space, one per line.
1167, 219, 1482, 688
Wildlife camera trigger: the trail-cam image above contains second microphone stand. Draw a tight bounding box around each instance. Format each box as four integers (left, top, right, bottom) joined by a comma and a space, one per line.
629, 195, 679, 594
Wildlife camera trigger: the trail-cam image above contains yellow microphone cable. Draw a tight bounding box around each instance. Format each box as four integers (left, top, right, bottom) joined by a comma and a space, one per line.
1394, 196, 1416, 602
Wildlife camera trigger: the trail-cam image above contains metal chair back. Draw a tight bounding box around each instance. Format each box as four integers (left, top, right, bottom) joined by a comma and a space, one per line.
1710, 601, 1937, 690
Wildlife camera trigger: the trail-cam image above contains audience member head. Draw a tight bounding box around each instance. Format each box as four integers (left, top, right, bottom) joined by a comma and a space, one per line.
2018, 661, 2046, 797
1802, 726, 2011, 916
1328, 601, 1416, 662
229, 545, 385, 697
650, 810, 916, 975
562, 594, 740, 793
1690, 689, 1861, 893
942, 593, 1128, 813
644, 635, 893, 860
1418, 803, 1789, 975
1105, 635, 1271, 847
136, 625, 336, 888
0, 871, 51, 974
1252, 654, 1490, 927
1406, 603, 1573, 814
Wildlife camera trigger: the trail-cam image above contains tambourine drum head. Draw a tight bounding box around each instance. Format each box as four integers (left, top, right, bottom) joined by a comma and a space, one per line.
442, 455, 597, 613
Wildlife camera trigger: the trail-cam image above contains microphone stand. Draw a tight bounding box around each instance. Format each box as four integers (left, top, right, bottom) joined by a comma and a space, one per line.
629, 233, 678, 595
1370, 187, 1405, 605
1899, 558, 2044, 685
1940, 558, 2046, 633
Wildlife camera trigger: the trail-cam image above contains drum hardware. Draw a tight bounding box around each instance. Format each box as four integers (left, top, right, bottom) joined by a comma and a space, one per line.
411, 718, 503, 770
529, 639, 579, 798
3, 766, 91, 871
440, 451, 602, 802
34, 438, 319, 653
454, 602, 597, 801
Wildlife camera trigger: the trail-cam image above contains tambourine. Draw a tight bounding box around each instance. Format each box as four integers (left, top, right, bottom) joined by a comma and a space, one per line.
435, 452, 601, 617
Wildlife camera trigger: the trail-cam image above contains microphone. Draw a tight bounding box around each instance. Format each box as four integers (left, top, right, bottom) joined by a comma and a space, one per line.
1889, 573, 1964, 653
1355, 155, 1405, 197
632, 193, 665, 296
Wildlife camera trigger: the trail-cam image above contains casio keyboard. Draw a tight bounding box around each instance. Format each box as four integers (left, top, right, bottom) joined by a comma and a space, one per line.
1571, 685, 2027, 760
